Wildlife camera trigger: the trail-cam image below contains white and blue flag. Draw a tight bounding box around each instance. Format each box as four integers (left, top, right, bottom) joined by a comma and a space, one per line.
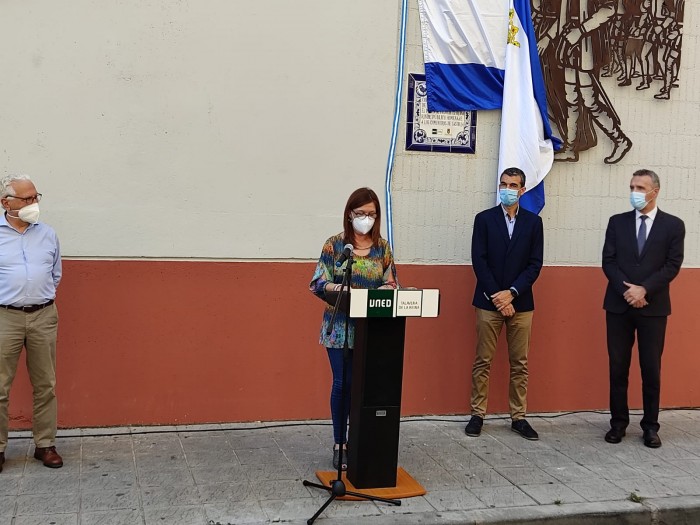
417, 0, 509, 111
417, 0, 560, 214
497, 0, 559, 214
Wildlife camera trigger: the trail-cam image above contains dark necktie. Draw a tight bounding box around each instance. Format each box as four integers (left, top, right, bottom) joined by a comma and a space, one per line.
637, 215, 648, 255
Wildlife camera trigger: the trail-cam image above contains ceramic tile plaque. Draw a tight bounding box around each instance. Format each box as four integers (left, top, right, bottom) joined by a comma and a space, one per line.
406, 73, 476, 154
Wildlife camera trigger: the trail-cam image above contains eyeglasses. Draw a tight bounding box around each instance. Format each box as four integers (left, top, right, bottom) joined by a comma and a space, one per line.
6, 193, 42, 204
352, 210, 377, 219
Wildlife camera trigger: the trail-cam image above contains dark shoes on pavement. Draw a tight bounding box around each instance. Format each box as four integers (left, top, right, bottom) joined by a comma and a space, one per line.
605, 428, 626, 444
0, 451, 4, 473
34, 446, 63, 468
511, 419, 539, 440
332, 446, 347, 471
605, 428, 661, 448
466, 416, 539, 440
464, 415, 484, 437
643, 429, 662, 448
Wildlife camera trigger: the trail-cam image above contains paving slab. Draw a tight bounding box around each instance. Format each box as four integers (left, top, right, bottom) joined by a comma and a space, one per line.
1, 410, 700, 524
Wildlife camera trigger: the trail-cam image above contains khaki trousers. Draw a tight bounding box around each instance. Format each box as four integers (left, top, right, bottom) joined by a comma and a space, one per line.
470, 308, 533, 420
0, 304, 58, 452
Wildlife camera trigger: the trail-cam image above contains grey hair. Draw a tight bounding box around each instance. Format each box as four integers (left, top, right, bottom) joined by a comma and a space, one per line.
633, 169, 660, 189
0, 174, 32, 199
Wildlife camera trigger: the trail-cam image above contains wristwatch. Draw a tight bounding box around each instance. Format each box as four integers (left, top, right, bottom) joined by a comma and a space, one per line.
509, 287, 519, 298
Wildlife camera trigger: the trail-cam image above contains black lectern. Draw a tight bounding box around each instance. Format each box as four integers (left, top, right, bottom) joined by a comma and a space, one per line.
345, 288, 439, 489
347, 316, 406, 487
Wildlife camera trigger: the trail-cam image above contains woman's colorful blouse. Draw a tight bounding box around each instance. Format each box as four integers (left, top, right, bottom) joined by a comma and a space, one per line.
310, 233, 396, 349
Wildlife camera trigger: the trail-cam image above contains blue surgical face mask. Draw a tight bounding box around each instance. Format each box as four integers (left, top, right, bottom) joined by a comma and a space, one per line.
630, 191, 648, 211
499, 188, 520, 207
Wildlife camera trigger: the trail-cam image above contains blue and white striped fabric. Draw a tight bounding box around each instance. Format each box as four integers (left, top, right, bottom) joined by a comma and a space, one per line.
497, 0, 559, 214
417, 0, 559, 214
417, 0, 509, 111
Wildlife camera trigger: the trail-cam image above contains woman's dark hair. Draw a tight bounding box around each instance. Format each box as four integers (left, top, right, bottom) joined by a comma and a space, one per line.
342, 187, 381, 245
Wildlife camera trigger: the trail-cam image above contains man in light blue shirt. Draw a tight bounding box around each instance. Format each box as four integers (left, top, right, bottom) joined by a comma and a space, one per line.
0, 174, 63, 471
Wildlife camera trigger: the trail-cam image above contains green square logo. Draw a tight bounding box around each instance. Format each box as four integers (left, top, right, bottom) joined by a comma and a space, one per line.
366, 290, 395, 317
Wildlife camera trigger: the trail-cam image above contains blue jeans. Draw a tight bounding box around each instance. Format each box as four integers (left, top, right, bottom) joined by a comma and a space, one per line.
327, 347, 353, 444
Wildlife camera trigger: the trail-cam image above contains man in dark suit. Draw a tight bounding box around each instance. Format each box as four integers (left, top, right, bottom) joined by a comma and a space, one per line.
603, 169, 684, 448
464, 168, 544, 440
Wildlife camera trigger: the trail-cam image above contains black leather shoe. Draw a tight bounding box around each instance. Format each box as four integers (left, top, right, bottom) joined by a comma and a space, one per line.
643, 429, 662, 448
604, 428, 626, 444
0, 451, 4, 473
511, 419, 539, 440
464, 415, 483, 437
332, 446, 347, 470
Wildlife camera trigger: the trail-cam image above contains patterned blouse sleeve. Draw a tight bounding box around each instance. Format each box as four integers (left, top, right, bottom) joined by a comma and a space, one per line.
381, 240, 397, 286
309, 237, 336, 297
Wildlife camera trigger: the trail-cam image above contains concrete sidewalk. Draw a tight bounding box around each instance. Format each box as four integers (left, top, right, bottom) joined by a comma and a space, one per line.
2, 409, 700, 524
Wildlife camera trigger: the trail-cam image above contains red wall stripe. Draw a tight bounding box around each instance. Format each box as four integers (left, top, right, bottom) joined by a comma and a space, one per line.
8, 261, 698, 428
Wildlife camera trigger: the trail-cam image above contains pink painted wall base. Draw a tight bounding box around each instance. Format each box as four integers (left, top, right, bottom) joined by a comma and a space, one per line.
8, 261, 698, 428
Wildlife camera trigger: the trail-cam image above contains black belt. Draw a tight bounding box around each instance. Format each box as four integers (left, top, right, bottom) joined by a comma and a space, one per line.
0, 300, 54, 313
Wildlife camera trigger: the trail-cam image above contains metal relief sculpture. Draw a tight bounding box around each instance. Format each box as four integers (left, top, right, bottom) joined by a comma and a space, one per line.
531, 0, 684, 164
606, 0, 684, 99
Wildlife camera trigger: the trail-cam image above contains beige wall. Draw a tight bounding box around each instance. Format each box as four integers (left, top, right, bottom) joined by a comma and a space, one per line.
4, 2, 699, 427
0, 1, 400, 258
0, 1, 697, 266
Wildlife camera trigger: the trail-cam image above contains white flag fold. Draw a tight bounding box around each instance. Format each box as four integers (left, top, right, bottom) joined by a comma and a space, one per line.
497, 0, 559, 213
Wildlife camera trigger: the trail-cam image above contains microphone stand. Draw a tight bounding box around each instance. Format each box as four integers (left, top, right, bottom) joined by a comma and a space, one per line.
302, 253, 400, 524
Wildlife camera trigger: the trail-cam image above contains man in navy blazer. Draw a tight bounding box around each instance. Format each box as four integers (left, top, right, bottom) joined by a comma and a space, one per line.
465, 168, 544, 441
603, 169, 684, 448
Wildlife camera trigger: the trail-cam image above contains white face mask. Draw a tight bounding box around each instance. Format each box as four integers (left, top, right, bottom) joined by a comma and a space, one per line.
352, 216, 375, 235
17, 203, 41, 224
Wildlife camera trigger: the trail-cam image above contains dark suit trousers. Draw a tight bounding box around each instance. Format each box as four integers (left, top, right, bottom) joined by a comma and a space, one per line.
606, 310, 667, 432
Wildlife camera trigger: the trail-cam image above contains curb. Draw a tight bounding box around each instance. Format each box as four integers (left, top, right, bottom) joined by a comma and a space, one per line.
313, 497, 700, 525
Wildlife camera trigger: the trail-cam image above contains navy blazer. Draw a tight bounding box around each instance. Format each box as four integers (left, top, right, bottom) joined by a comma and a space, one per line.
602, 209, 685, 316
471, 205, 544, 312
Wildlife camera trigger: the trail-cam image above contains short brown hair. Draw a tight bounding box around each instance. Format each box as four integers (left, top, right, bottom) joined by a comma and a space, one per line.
501, 167, 526, 188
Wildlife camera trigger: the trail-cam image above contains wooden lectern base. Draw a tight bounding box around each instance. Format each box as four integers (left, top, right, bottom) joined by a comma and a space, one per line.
314, 467, 426, 500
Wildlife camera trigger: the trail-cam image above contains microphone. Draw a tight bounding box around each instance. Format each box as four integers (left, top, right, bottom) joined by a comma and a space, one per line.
335, 244, 354, 267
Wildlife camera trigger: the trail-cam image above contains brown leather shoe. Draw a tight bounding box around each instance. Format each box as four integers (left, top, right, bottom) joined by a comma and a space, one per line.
34, 446, 63, 468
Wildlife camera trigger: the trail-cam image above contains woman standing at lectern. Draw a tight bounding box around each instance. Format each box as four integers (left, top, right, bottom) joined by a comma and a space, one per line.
309, 187, 397, 470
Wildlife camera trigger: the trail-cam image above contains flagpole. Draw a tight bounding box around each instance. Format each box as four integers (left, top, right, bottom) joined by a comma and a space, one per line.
384, 0, 409, 253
